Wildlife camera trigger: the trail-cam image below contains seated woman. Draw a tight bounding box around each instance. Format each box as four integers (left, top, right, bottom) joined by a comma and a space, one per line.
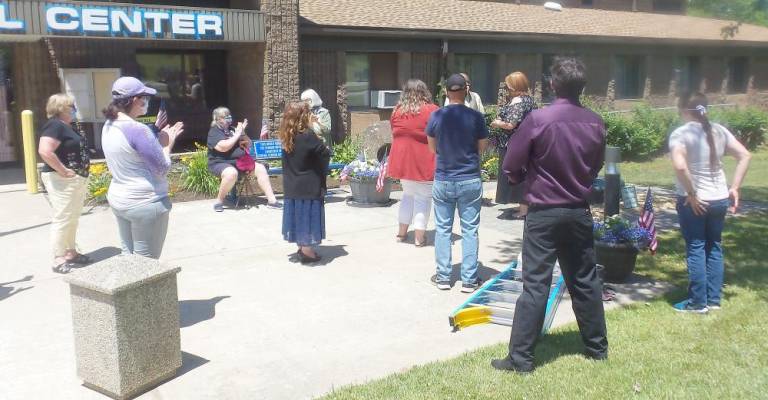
207, 107, 282, 212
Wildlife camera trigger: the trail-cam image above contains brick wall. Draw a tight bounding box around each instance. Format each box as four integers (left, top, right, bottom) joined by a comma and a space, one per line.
701, 56, 727, 96
262, 0, 300, 132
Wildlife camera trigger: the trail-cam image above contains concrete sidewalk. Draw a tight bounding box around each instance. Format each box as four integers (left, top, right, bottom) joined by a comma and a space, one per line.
0, 183, 669, 400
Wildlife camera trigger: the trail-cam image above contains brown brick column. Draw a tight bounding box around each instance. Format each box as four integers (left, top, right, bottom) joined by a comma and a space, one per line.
262, 0, 300, 133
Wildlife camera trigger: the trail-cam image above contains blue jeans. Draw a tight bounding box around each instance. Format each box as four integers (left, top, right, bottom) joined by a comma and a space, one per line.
432, 178, 482, 284
676, 197, 729, 307
112, 197, 172, 259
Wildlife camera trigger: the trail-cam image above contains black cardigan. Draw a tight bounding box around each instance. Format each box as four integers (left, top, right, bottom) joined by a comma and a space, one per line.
281, 131, 331, 199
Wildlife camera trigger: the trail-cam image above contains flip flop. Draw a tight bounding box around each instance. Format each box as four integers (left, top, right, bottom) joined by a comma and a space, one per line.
67, 254, 93, 265
52, 261, 75, 274
396, 234, 407, 243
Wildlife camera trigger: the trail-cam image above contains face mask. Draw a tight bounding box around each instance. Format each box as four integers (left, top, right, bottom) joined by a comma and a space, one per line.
224, 116, 233, 124
70, 109, 78, 121
137, 97, 149, 116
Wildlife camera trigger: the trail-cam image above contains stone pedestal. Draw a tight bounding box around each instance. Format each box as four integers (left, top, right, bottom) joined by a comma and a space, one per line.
64, 255, 182, 400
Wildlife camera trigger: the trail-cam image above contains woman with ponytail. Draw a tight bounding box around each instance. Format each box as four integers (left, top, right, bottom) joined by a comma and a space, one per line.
669, 92, 751, 313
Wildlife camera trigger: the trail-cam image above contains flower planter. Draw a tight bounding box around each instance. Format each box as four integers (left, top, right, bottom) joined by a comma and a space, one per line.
350, 179, 391, 204
595, 241, 639, 282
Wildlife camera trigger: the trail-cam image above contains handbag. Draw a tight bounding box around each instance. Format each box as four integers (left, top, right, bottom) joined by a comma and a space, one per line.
235, 152, 256, 172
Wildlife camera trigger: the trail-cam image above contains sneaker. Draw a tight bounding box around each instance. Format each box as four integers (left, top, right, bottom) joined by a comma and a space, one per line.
213, 203, 224, 213
707, 303, 722, 310
673, 299, 708, 314
461, 280, 481, 293
225, 193, 238, 204
266, 201, 283, 209
430, 274, 450, 290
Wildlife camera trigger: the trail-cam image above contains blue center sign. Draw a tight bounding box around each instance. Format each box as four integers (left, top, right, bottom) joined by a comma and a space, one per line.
251, 140, 283, 159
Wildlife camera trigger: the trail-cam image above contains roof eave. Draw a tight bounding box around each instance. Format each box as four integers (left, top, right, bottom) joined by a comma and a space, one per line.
299, 24, 768, 49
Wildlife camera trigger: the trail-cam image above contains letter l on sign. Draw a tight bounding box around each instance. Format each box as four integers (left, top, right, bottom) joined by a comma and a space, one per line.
0, 4, 24, 30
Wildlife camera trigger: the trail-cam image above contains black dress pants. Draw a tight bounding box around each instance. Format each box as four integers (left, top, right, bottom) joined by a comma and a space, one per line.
507, 206, 608, 370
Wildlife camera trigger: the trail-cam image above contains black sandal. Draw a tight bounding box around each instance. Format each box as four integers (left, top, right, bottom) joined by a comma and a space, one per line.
52, 261, 75, 274
67, 254, 93, 265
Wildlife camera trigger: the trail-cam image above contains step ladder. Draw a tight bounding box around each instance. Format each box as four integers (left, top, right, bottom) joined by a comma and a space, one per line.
449, 258, 567, 335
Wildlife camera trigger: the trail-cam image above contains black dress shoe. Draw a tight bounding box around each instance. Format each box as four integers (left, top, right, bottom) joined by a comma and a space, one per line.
299, 251, 322, 264
491, 358, 533, 374
584, 351, 608, 361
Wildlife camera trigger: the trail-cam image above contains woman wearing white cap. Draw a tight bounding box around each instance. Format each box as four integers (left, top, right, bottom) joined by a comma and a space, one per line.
101, 76, 184, 259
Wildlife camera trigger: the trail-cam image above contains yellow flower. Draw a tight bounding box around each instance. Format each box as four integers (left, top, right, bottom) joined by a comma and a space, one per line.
89, 164, 107, 175
93, 187, 107, 197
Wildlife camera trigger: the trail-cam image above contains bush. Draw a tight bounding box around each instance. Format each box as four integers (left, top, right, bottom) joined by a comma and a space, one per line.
600, 105, 678, 161
711, 107, 767, 150
180, 145, 219, 196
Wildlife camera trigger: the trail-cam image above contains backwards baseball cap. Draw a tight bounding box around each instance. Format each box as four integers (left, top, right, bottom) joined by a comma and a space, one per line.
111, 76, 157, 100
446, 73, 467, 92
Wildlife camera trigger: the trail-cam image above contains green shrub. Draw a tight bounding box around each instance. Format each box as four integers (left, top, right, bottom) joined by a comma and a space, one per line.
331, 135, 362, 165
600, 104, 678, 161
711, 107, 767, 150
180, 145, 219, 196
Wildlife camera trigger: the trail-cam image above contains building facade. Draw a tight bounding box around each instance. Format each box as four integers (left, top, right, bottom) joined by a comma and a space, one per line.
0, 0, 275, 163
298, 0, 768, 139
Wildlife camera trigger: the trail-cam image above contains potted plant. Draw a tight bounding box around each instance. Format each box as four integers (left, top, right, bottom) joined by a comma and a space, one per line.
593, 215, 652, 282
340, 159, 391, 204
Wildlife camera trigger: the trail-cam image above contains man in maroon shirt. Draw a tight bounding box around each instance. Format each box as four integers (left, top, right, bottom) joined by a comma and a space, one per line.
493, 57, 608, 373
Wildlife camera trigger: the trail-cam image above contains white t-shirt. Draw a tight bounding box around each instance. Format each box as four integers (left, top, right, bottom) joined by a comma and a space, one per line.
668, 121, 735, 201
443, 91, 485, 114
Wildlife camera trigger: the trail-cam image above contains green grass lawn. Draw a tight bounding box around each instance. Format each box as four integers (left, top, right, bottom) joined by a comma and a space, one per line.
620, 147, 768, 202
320, 213, 768, 400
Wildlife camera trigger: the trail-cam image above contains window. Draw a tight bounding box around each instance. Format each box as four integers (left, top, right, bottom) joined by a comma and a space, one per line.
674, 56, 701, 94
137, 51, 227, 143
581, 0, 594, 6
541, 54, 556, 103
453, 54, 495, 105
728, 57, 749, 93
653, 0, 684, 13
614, 55, 645, 99
345, 53, 398, 108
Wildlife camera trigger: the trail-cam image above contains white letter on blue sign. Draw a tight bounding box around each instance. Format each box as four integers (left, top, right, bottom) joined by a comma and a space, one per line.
111, 10, 143, 35
82, 8, 109, 32
0, 4, 24, 30
197, 14, 222, 37
47, 6, 79, 31
144, 11, 170, 34
171, 13, 196, 35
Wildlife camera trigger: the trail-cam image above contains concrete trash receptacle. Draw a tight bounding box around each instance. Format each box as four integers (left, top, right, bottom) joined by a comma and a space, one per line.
64, 255, 182, 399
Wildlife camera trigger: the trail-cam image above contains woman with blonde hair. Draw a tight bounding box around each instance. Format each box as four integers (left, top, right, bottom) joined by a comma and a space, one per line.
38, 93, 91, 273
491, 71, 536, 217
207, 106, 280, 212
388, 79, 439, 246
279, 101, 331, 264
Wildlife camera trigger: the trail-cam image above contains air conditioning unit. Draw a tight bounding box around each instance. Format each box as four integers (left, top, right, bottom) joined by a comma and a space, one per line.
370, 90, 401, 109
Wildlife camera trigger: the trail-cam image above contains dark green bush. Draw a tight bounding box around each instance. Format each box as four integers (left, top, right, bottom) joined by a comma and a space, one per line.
711, 107, 767, 150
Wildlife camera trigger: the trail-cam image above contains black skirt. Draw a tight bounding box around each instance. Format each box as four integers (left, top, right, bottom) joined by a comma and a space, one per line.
495, 147, 525, 204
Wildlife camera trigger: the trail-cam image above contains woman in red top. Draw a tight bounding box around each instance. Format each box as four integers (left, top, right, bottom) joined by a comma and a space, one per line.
388, 79, 439, 247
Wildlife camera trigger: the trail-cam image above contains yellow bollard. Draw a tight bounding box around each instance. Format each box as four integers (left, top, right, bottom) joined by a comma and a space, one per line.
21, 110, 38, 194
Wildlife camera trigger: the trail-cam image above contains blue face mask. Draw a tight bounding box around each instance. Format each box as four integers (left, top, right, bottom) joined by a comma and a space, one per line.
224, 116, 233, 124
70, 108, 78, 121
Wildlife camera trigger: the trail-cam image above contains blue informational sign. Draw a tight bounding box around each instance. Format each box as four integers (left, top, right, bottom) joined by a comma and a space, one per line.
251, 139, 283, 159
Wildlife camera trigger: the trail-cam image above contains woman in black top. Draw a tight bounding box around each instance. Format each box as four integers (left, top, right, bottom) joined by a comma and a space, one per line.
490, 71, 536, 218
207, 106, 281, 212
37, 93, 91, 273
278, 101, 331, 264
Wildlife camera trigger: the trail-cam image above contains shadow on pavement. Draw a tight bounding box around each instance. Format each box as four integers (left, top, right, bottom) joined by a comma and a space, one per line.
0, 275, 34, 302
83, 247, 122, 264
447, 263, 502, 286
179, 296, 231, 328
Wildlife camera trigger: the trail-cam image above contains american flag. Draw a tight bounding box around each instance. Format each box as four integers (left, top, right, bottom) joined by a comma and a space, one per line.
639, 187, 658, 255
376, 153, 388, 192
154, 99, 168, 129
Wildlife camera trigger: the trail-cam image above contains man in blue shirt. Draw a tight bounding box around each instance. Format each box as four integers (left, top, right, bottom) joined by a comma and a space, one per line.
426, 73, 489, 293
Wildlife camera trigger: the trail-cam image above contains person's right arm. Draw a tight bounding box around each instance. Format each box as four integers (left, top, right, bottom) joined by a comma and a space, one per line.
476, 111, 490, 154
670, 142, 707, 216
425, 112, 438, 154
38, 137, 75, 177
